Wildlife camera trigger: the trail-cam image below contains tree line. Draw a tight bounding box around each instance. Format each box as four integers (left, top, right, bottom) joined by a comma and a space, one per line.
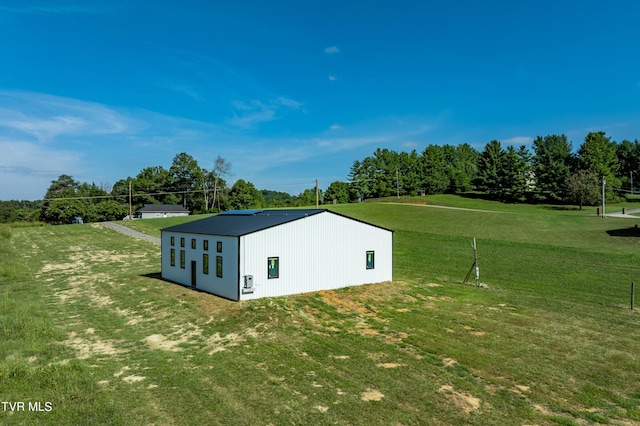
1, 152, 326, 224
2, 131, 638, 224
344, 132, 638, 209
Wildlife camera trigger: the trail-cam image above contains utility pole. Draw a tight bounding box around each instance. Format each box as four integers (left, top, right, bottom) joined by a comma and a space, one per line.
315, 179, 319, 209
396, 168, 400, 199
602, 176, 606, 218
128, 180, 133, 220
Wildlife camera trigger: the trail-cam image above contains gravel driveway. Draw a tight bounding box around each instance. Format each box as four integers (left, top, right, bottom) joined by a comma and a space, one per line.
101, 221, 161, 245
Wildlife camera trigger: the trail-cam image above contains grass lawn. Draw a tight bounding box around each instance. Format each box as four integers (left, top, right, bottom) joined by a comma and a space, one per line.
2, 196, 640, 425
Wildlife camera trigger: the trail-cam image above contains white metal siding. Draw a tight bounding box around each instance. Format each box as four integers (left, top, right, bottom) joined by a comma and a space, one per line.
142, 212, 189, 219
161, 232, 239, 300
238, 212, 392, 300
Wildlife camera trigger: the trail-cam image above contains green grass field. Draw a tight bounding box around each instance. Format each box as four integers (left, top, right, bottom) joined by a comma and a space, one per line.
2, 195, 640, 425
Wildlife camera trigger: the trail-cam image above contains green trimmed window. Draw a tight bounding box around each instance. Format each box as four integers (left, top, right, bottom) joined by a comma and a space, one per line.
170, 236, 175, 246
180, 237, 185, 247
170, 249, 175, 266
204, 240, 209, 251
216, 256, 223, 278
191, 239, 196, 249
203, 254, 209, 274
366, 251, 375, 270
217, 241, 222, 253
180, 250, 185, 269
268, 257, 279, 279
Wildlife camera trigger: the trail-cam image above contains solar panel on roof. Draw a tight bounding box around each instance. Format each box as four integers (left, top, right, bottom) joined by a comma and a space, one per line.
218, 209, 264, 216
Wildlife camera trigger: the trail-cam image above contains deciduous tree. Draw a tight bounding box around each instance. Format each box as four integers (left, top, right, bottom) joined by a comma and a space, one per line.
566, 169, 600, 210
578, 132, 620, 201
324, 181, 349, 204
227, 180, 264, 210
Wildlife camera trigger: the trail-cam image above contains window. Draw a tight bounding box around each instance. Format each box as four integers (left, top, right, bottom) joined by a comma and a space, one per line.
191, 239, 196, 249
203, 254, 209, 274
180, 237, 185, 247
216, 256, 223, 278
204, 240, 209, 251
180, 250, 185, 269
366, 251, 375, 269
268, 257, 279, 279
217, 241, 222, 253
170, 249, 175, 266
170, 236, 175, 246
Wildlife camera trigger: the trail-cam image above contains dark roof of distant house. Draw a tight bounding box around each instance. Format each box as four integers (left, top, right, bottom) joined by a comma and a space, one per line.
160, 209, 392, 237
136, 204, 190, 213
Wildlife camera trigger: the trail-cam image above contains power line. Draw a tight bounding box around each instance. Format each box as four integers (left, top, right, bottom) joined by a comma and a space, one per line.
42, 188, 222, 202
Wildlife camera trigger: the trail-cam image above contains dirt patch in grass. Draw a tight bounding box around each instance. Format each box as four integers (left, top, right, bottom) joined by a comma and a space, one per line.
122, 375, 146, 383
438, 385, 482, 414
42, 261, 85, 273
376, 362, 406, 368
361, 388, 385, 401
319, 280, 418, 316
320, 290, 378, 317
143, 323, 203, 352
63, 331, 128, 359
443, 358, 457, 367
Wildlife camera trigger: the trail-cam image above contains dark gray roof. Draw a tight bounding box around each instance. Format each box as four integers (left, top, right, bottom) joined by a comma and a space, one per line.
137, 204, 190, 213
161, 209, 326, 236
160, 208, 392, 237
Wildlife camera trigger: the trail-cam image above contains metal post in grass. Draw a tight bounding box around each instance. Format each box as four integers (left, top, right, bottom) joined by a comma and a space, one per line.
463, 238, 479, 287
631, 282, 635, 310
473, 238, 479, 287
602, 176, 606, 218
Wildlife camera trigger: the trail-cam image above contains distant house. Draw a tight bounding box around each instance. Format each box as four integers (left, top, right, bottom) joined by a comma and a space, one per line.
135, 204, 190, 219
160, 209, 393, 301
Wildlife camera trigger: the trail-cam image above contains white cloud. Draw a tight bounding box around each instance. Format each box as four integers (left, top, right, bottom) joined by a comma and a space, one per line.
275, 96, 302, 109
315, 135, 390, 151
0, 4, 112, 15
167, 84, 202, 101
324, 46, 340, 54
0, 91, 131, 142
502, 136, 532, 145
330, 123, 341, 130
0, 139, 83, 200
228, 96, 303, 128
402, 141, 419, 149
329, 74, 337, 81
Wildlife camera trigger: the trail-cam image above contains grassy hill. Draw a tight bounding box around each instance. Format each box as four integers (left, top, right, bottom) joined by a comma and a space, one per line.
2, 196, 640, 425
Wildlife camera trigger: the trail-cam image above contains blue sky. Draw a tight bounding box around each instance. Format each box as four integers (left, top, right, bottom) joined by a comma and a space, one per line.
1, 1, 640, 200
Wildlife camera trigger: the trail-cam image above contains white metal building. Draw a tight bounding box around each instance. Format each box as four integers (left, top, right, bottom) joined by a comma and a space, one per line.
136, 204, 190, 219
160, 209, 393, 301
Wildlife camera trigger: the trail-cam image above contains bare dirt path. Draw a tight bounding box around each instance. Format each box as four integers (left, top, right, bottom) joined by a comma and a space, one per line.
101, 221, 161, 244
595, 208, 640, 219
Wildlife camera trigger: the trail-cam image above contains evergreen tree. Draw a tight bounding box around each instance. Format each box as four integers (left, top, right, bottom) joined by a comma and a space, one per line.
532, 134, 573, 203
476, 140, 504, 198
421, 145, 450, 194
499, 145, 530, 202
